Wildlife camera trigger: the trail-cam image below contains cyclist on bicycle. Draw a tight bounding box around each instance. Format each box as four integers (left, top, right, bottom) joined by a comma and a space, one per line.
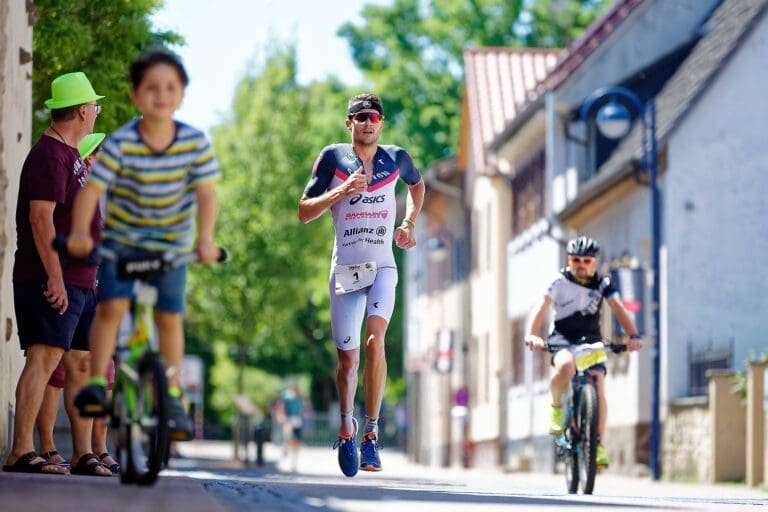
66, 51, 220, 441
525, 236, 643, 468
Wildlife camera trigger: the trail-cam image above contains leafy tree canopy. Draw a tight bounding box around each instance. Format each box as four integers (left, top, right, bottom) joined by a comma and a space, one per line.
32, 0, 182, 139
339, 0, 610, 165
185, 43, 355, 415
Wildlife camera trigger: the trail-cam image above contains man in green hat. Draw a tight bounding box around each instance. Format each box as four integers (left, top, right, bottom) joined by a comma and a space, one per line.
3, 72, 111, 476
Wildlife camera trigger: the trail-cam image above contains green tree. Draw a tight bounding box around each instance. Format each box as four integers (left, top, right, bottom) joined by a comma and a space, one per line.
32, 0, 182, 138
339, 0, 610, 165
185, 43, 355, 419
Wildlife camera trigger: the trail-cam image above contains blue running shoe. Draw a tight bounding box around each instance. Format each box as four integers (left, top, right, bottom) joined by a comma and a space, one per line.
360, 432, 382, 472
332, 418, 358, 477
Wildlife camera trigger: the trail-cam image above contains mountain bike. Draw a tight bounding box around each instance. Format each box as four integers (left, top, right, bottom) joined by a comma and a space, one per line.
54, 236, 226, 485
546, 336, 626, 495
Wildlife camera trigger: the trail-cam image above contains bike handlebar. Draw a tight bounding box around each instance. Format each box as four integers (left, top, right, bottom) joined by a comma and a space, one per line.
53, 234, 228, 270
543, 336, 627, 354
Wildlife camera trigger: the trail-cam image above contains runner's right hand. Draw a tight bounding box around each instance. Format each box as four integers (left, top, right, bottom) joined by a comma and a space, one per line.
344, 167, 368, 195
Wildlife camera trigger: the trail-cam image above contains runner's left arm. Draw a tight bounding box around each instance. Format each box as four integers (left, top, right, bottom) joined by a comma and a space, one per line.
394, 148, 424, 249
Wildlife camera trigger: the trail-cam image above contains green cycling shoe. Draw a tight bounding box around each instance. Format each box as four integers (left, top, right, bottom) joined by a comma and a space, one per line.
549, 406, 564, 435
596, 444, 610, 467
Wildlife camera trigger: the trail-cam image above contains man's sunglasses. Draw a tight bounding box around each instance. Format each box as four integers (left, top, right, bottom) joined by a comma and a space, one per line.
86, 103, 102, 116
350, 112, 383, 124
570, 256, 595, 264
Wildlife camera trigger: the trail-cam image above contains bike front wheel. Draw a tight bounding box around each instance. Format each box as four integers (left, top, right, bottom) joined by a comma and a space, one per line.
563, 436, 579, 493
577, 383, 599, 494
124, 352, 170, 486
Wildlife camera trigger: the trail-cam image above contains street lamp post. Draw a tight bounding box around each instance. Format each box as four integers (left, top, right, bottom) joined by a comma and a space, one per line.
580, 86, 662, 480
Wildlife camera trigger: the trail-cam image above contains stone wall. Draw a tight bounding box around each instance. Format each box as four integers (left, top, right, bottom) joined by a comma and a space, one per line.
0, 0, 34, 457
661, 370, 747, 483
604, 423, 650, 476
662, 396, 710, 481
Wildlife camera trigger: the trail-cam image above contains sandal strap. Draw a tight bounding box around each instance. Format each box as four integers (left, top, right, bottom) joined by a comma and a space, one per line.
98, 452, 111, 460
41, 450, 59, 459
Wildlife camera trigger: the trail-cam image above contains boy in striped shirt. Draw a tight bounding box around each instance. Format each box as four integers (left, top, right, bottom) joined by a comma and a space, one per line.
67, 51, 220, 440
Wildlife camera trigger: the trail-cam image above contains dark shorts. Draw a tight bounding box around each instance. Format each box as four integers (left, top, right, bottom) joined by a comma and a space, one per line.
548, 333, 607, 374
14, 280, 95, 351
96, 240, 187, 313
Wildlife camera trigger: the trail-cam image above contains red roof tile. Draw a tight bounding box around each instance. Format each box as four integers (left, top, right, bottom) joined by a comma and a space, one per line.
464, 48, 558, 174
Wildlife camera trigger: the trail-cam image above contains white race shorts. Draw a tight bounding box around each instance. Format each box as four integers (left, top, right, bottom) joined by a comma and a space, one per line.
329, 266, 398, 350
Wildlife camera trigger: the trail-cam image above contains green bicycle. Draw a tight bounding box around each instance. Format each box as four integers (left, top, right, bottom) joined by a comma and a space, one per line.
54, 236, 225, 485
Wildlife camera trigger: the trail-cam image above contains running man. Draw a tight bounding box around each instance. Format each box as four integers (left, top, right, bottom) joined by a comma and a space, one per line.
298, 93, 424, 477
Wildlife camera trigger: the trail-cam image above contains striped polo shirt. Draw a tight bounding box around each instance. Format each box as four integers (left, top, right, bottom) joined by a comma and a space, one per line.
90, 119, 220, 251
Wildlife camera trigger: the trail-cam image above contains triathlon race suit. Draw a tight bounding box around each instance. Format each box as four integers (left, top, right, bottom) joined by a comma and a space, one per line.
545, 268, 619, 343
303, 143, 421, 350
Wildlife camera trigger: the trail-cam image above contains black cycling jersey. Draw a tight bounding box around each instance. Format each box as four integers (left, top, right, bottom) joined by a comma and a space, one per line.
545, 268, 619, 341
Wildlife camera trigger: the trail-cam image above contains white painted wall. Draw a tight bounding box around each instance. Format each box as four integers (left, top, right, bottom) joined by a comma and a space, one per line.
468, 176, 505, 441
507, 225, 561, 319
664, 12, 768, 400
0, 1, 33, 456
506, 230, 560, 442
581, 189, 652, 268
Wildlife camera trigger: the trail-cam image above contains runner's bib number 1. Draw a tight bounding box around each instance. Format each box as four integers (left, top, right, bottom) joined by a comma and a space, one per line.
334, 261, 377, 295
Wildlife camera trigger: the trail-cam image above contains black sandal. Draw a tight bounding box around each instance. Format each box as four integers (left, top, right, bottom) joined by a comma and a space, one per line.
70, 453, 112, 477
41, 450, 69, 467
2, 451, 67, 474
98, 452, 121, 474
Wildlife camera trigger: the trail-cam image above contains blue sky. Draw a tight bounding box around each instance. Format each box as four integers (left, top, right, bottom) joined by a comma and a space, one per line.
151, 0, 388, 133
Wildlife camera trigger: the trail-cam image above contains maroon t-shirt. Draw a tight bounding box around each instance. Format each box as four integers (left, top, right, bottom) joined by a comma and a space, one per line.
13, 134, 102, 289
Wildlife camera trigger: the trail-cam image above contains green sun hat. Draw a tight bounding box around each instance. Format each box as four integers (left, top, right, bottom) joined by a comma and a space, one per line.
77, 133, 106, 158
44, 72, 104, 110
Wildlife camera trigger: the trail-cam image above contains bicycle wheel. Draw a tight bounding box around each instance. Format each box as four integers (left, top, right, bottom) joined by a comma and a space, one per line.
110, 375, 135, 484
124, 352, 170, 486
577, 383, 599, 494
563, 434, 579, 493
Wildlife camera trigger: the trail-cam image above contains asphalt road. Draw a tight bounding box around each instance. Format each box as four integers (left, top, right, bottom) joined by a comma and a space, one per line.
174, 441, 768, 512
1, 441, 766, 512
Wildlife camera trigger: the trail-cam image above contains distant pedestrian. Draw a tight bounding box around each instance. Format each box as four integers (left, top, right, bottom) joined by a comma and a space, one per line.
280, 384, 306, 472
